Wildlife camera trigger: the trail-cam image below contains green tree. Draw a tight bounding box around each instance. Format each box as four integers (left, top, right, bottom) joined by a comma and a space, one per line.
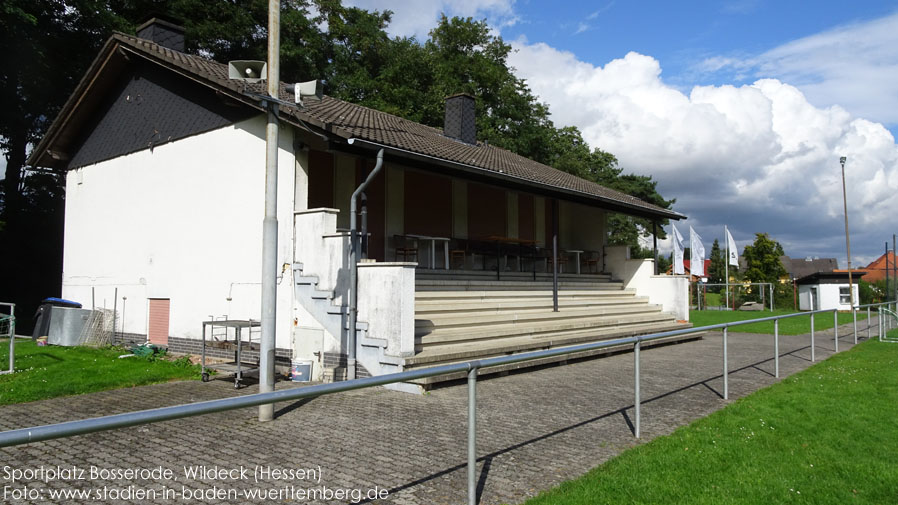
742, 233, 790, 306
742, 233, 787, 283
858, 279, 878, 305
708, 239, 724, 288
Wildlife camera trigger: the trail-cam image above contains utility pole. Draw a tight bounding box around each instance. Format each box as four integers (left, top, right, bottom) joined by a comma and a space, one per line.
259, 0, 280, 422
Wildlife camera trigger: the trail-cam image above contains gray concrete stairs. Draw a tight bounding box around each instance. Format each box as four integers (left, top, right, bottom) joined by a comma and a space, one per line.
405, 274, 699, 387
293, 263, 403, 380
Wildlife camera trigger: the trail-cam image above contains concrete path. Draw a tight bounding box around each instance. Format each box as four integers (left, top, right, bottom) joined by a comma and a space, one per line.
0, 318, 878, 505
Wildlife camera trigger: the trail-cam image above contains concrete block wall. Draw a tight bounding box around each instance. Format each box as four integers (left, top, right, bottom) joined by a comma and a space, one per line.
605, 245, 690, 321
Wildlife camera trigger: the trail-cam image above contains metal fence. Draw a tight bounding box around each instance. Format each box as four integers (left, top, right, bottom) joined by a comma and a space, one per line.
862, 301, 898, 342
693, 282, 775, 311
0, 304, 895, 504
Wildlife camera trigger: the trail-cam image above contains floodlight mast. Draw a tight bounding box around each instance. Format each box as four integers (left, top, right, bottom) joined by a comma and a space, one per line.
839, 156, 855, 317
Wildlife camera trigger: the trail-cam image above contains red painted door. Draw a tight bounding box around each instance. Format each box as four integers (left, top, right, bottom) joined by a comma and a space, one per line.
147, 298, 170, 346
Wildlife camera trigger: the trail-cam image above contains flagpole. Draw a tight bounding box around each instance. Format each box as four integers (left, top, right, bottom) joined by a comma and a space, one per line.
725, 225, 729, 311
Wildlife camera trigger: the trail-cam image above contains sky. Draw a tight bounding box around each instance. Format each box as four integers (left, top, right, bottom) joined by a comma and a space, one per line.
345, 0, 898, 269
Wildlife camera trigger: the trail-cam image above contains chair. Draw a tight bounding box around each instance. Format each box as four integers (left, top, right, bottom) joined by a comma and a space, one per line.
394, 235, 418, 263
545, 250, 568, 273
584, 251, 601, 273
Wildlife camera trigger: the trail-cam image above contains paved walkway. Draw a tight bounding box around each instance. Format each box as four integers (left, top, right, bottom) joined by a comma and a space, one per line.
0, 318, 877, 505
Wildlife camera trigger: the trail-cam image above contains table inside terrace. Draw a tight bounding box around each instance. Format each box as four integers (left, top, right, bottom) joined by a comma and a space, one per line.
480, 236, 539, 279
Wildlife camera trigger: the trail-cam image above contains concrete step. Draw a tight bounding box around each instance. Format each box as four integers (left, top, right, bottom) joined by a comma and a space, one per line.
407, 333, 704, 386
415, 304, 665, 332
415, 289, 636, 302
416, 312, 677, 345
415, 269, 611, 281
403, 324, 703, 386
416, 281, 624, 292
415, 296, 650, 316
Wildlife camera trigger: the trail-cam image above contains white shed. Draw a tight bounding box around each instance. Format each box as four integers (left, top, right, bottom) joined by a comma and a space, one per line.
796, 272, 863, 311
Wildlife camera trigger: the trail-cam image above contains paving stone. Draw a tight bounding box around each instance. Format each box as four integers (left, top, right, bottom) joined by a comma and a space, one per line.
0, 318, 878, 504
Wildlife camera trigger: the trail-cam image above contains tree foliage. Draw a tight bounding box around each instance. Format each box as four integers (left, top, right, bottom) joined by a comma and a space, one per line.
708, 239, 724, 287
741, 233, 791, 306
742, 233, 787, 284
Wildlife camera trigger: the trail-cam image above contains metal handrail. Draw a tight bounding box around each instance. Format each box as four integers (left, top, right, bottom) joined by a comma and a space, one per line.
854, 301, 897, 342
0, 304, 890, 505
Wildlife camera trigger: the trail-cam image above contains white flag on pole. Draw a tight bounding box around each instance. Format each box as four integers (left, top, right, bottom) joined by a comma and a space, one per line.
726, 228, 739, 267
690, 226, 705, 277
672, 224, 685, 275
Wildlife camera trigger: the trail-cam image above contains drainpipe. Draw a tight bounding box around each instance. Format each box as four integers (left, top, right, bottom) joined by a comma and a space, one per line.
347, 148, 384, 380
360, 193, 368, 260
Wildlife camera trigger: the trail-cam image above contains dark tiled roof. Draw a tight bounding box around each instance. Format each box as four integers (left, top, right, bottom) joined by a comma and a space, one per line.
780, 256, 838, 279
43, 33, 683, 219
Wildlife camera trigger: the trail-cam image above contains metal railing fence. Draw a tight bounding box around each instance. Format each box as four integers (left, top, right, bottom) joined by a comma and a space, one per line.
0, 304, 892, 505
861, 300, 898, 342
694, 282, 775, 311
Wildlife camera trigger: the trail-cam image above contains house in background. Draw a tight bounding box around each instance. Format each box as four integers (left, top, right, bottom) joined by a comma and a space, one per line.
836, 251, 896, 284
30, 20, 693, 391
796, 272, 863, 311
780, 256, 838, 281
664, 259, 710, 282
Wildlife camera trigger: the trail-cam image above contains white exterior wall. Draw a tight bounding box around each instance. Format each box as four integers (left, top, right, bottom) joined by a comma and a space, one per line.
604, 245, 689, 321
357, 262, 416, 357
798, 283, 858, 311
62, 116, 296, 349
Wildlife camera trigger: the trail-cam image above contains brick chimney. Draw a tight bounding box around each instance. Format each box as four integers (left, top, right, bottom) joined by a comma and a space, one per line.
136, 18, 185, 52
444, 93, 476, 145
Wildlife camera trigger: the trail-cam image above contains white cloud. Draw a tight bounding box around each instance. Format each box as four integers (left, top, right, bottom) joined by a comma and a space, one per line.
508, 40, 898, 264
700, 12, 898, 127
342, 0, 517, 39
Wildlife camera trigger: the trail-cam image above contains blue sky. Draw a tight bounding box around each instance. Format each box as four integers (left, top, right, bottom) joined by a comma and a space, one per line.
505, 2, 893, 84
348, 0, 898, 269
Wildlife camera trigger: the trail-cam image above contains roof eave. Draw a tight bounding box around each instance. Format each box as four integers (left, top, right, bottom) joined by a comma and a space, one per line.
342, 137, 684, 221
29, 36, 123, 169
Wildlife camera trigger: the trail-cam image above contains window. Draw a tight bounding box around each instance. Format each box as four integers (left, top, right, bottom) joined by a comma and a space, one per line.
839, 286, 851, 305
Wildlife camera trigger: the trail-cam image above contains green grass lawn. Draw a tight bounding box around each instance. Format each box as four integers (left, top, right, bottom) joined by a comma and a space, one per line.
523, 338, 898, 505
703, 292, 722, 307
0, 339, 201, 405
690, 309, 868, 335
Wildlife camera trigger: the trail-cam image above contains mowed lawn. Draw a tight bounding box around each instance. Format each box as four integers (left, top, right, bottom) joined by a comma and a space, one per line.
0, 339, 201, 405
690, 309, 868, 335
523, 336, 898, 505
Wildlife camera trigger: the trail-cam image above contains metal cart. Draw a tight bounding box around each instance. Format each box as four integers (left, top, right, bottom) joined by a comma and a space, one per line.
200, 319, 261, 388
